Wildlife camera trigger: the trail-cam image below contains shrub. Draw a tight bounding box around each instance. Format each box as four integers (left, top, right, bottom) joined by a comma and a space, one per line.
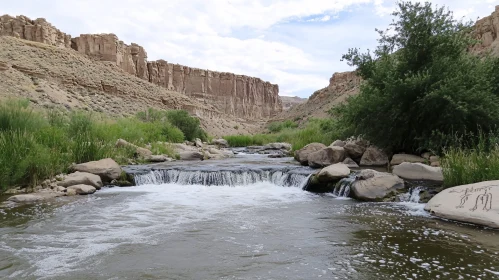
166, 110, 207, 141
335, 1, 499, 154
267, 120, 298, 133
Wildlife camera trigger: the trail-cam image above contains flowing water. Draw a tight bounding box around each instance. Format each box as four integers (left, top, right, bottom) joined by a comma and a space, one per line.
0, 154, 498, 279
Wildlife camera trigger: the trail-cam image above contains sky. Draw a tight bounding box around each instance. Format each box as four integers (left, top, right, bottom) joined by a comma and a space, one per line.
1, 0, 496, 98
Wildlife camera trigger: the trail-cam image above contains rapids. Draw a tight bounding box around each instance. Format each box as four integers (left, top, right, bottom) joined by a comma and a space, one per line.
0, 153, 498, 279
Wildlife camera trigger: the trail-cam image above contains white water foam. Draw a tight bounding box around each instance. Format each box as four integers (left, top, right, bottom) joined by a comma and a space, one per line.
1, 182, 315, 279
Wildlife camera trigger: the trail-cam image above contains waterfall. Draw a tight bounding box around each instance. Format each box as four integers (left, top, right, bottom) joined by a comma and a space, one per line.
398, 186, 423, 203
333, 174, 356, 197
134, 169, 311, 187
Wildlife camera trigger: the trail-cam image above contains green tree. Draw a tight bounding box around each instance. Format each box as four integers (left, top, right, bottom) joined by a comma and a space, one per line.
335, 1, 499, 153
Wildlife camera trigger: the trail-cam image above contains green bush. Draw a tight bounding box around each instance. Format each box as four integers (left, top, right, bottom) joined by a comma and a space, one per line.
334, 1, 499, 154
267, 120, 298, 133
442, 131, 499, 187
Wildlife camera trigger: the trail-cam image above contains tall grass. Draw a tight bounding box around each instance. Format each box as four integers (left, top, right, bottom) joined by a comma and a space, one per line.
224, 119, 342, 150
442, 131, 499, 188
0, 99, 198, 191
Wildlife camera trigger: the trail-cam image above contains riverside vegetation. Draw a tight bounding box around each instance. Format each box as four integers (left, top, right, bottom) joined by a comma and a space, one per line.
0, 99, 208, 192
226, 1, 499, 188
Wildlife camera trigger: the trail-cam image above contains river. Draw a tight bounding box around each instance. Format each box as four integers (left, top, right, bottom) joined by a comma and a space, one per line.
0, 153, 498, 279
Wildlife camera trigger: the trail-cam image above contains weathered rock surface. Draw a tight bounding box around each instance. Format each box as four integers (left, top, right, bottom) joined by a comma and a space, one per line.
8, 192, 62, 203
317, 163, 351, 182
212, 139, 229, 148
360, 146, 389, 166
179, 151, 204, 161
57, 171, 103, 189
473, 6, 499, 56
147, 155, 172, 162
72, 158, 122, 182
308, 147, 345, 168
294, 143, 327, 165
392, 162, 443, 182
263, 142, 292, 151
67, 184, 96, 195
351, 169, 405, 202
280, 96, 307, 111
343, 142, 366, 159
390, 154, 426, 166
425, 181, 499, 228
0, 15, 71, 48
330, 140, 346, 147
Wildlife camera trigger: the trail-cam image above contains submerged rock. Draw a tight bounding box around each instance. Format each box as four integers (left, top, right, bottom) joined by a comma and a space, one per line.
308, 147, 345, 168
7, 192, 62, 203
294, 143, 327, 165
425, 181, 499, 228
57, 171, 103, 189
390, 154, 426, 165
360, 146, 389, 166
393, 162, 443, 182
72, 158, 122, 182
350, 169, 405, 202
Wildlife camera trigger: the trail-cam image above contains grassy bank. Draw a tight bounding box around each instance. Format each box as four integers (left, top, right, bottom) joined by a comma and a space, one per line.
0, 99, 206, 191
441, 132, 499, 188
224, 119, 342, 151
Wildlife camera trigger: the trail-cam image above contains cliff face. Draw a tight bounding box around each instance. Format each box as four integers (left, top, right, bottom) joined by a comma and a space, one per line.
0, 14, 281, 119
473, 5, 499, 55
280, 96, 308, 111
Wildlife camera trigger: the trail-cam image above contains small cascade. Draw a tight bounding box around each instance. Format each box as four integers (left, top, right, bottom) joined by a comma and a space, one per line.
333, 174, 356, 197
299, 174, 313, 190
134, 169, 311, 187
398, 186, 423, 203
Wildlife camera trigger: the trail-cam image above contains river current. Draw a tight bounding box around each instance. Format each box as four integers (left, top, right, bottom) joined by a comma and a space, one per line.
0, 154, 498, 279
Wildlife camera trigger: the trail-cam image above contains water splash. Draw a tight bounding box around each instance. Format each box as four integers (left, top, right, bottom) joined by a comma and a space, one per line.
134, 169, 310, 187
333, 174, 356, 197
398, 186, 423, 203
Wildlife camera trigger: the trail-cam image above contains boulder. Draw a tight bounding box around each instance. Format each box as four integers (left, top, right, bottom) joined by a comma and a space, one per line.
360, 146, 389, 166
294, 143, 327, 165
343, 142, 366, 159
179, 151, 204, 161
212, 138, 229, 148
390, 154, 426, 165
308, 147, 346, 168
343, 157, 359, 168
172, 143, 199, 153
116, 139, 152, 157
146, 155, 172, 162
67, 184, 97, 195
8, 192, 62, 203
72, 158, 122, 182
317, 163, 351, 182
195, 138, 203, 148
351, 169, 405, 201
421, 152, 432, 160
424, 181, 499, 228
263, 142, 292, 151
330, 140, 346, 147
392, 162, 443, 182
57, 171, 103, 189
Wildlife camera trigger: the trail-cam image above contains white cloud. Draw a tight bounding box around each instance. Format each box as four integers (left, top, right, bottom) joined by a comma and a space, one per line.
0, 0, 495, 97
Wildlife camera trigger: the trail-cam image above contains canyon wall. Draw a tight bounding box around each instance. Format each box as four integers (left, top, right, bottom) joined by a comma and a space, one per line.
473, 5, 499, 55
0, 15, 281, 119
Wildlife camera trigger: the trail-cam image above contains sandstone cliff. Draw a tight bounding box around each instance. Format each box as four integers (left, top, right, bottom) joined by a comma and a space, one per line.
274, 71, 360, 122
0, 14, 281, 121
473, 5, 499, 56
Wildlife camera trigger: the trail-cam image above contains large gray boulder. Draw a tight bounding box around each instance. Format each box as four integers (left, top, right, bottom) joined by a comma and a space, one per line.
294, 143, 327, 165
212, 139, 229, 148
57, 171, 103, 190
425, 181, 499, 228
179, 151, 204, 161
343, 157, 359, 168
67, 184, 97, 195
72, 158, 122, 182
343, 142, 366, 159
308, 147, 346, 168
317, 163, 351, 182
360, 146, 389, 166
393, 162, 443, 182
330, 140, 346, 147
390, 154, 426, 165
351, 169, 405, 201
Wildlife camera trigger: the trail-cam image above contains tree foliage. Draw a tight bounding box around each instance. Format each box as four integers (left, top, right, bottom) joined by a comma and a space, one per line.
335, 1, 499, 153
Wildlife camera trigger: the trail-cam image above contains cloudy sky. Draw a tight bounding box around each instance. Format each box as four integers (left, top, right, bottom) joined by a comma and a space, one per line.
1, 0, 496, 97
